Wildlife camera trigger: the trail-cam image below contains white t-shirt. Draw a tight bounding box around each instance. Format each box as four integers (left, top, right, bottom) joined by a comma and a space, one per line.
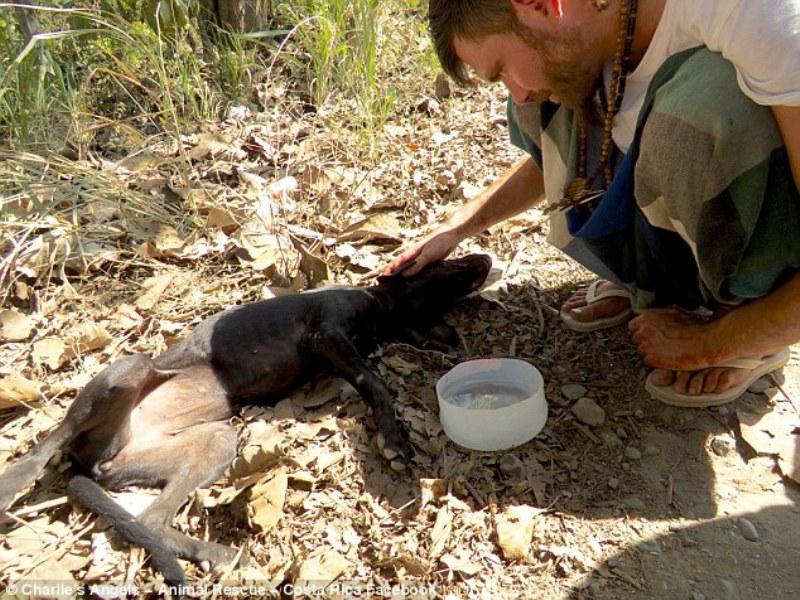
611, 0, 800, 153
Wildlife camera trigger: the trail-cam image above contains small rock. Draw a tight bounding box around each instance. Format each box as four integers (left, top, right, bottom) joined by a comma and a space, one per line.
736, 517, 760, 542
608, 477, 619, 489
561, 383, 587, 401
692, 592, 706, 600
763, 387, 778, 400
624, 446, 642, 460
571, 397, 605, 427
498, 453, 526, 479
607, 556, 622, 568
640, 539, 660, 553
771, 371, 786, 385
710, 436, 733, 457
634, 409, 644, 418
747, 378, 771, 394
644, 445, 660, 456
616, 426, 629, 440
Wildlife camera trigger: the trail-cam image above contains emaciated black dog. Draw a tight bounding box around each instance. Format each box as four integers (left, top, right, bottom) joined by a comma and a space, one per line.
0, 254, 491, 586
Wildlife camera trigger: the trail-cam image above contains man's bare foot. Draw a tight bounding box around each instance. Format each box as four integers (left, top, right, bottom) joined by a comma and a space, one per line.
648, 365, 755, 396
630, 308, 789, 399
561, 280, 631, 324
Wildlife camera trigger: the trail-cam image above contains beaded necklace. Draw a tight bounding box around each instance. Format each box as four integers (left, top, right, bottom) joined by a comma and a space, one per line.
548, 0, 638, 214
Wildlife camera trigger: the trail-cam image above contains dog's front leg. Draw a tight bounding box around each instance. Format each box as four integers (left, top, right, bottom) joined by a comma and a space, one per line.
308, 328, 412, 471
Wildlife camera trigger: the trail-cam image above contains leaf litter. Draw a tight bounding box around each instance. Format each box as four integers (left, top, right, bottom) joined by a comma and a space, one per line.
1, 28, 799, 600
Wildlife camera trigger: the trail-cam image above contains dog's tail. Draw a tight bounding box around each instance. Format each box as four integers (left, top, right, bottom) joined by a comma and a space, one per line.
67, 475, 186, 587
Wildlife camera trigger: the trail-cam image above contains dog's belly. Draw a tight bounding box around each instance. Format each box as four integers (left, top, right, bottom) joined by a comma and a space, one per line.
129, 365, 233, 436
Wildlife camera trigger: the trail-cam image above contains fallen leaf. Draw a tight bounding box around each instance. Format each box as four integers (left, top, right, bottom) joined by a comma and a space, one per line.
0, 374, 42, 408
420, 478, 447, 508
295, 547, 349, 589
248, 467, 288, 532
68, 323, 113, 357
429, 505, 452, 558
32, 337, 67, 370
188, 132, 246, 161
140, 224, 184, 258
338, 213, 403, 245
315, 451, 344, 473
441, 553, 482, 576
291, 236, 329, 287
383, 355, 420, 375
135, 273, 174, 311
207, 206, 243, 233
0, 309, 35, 341
495, 504, 541, 560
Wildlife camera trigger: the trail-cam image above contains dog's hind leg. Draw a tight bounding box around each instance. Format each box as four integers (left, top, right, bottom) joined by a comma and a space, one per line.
91, 421, 242, 574
0, 355, 173, 511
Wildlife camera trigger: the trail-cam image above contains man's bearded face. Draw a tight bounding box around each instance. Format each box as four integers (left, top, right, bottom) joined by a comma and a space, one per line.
517, 21, 603, 109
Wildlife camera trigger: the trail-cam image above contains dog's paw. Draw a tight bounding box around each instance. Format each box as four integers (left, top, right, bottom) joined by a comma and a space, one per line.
376, 425, 413, 471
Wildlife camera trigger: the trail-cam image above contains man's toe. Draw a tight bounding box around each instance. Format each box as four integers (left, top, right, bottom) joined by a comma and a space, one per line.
650, 369, 675, 386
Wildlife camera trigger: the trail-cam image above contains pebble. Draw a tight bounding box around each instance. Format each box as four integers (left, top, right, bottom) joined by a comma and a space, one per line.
634, 409, 644, 418
616, 426, 629, 440
644, 445, 660, 456
747, 378, 771, 394
763, 386, 778, 400
710, 436, 734, 457
607, 556, 622, 568
571, 397, 606, 427
692, 592, 706, 600
561, 383, 587, 401
624, 446, 642, 460
608, 477, 619, 489
737, 517, 760, 542
498, 453, 526, 479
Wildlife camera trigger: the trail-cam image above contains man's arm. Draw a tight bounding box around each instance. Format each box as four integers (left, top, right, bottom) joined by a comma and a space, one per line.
383, 155, 545, 275
771, 105, 800, 191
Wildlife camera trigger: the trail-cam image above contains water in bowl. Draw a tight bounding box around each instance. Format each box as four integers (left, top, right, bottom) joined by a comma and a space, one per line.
448, 381, 529, 410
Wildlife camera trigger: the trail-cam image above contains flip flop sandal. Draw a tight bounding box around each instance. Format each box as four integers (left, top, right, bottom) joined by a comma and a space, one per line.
645, 348, 791, 408
560, 280, 633, 332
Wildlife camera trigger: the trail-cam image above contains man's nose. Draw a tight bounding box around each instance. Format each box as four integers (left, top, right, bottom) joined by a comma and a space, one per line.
504, 79, 529, 105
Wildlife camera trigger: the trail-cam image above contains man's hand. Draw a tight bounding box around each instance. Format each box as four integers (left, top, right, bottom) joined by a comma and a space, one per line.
382, 226, 463, 276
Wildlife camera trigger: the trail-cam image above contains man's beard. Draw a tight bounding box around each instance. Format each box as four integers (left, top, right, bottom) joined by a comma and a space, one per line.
517, 22, 603, 110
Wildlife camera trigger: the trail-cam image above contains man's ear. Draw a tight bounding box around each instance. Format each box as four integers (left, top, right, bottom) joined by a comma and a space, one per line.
511, 0, 562, 20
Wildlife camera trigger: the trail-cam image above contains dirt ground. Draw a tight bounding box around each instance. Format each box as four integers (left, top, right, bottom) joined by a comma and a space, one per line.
1, 68, 799, 599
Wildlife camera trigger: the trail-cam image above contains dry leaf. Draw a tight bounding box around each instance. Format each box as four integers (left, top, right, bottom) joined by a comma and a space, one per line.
0, 309, 35, 341
207, 206, 243, 233
113, 304, 144, 331
295, 547, 350, 589
188, 132, 246, 161
139, 224, 185, 258
334, 243, 381, 271
135, 273, 174, 311
291, 236, 329, 287
383, 355, 420, 375
315, 451, 344, 473
441, 553, 482, 576
338, 213, 403, 245
68, 323, 112, 356
0, 374, 42, 408
420, 478, 447, 508
32, 337, 67, 370
429, 505, 452, 558
248, 467, 288, 532
495, 504, 541, 560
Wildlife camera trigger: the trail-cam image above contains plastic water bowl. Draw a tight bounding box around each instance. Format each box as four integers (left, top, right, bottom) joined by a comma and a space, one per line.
436, 358, 548, 452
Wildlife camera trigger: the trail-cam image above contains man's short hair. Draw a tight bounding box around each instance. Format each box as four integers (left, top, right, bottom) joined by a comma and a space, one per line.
429, 0, 521, 85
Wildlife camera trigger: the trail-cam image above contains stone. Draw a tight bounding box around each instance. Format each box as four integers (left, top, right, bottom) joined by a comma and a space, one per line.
747, 378, 771, 394
644, 445, 660, 456
736, 517, 760, 542
607, 556, 622, 568
498, 453, 526, 479
561, 383, 587, 401
624, 446, 642, 460
763, 387, 778, 400
608, 477, 619, 489
571, 397, 605, 427
634, 409, 644, 418
616, 426, 629, 440
710, 436, 734, 457
692, 592, 706, 600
